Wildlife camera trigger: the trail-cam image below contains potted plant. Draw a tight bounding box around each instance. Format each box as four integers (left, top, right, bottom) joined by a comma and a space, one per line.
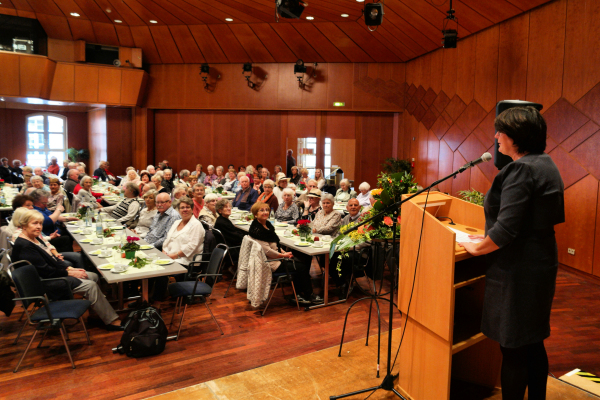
458, 188, 485, 206
122, 236, 141, 259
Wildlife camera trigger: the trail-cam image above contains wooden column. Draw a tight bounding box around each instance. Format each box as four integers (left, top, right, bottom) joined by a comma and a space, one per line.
133, 107, 154, 169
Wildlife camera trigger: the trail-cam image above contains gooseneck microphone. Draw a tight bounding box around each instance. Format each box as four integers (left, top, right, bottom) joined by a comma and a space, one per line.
459, 152, 492, 173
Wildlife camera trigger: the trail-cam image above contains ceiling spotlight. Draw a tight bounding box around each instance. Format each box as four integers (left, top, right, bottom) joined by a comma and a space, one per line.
341, 14, 349, 17
0, 97, 4, 101
114, 20, 122, 23
106, 8, 111, 13
294, 59, 307, 74
70, 12, 80, 17
441, 0, 458, 48
364, 3, 384, 29
225, 18, 233, 22
306, 16, 314, 20
149, 20, 158, 23
356, 0, 365, 2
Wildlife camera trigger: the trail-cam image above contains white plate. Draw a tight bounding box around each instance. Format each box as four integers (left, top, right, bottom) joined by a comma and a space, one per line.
68, 221, 80, 225
98, 254, 112, 258
275, 223, 288, 227
89, 250, 101, 255
111, 269, 127, 274
104, 218, 116, 222
111, 226, 125, 230
139, 245, 154, 250
90, 241, 104, 245
235, 222, 249, 225
71, 229, 83, 234
296, 242, 310, 247
98, 263, 115, 270
80, 239, 92, 243
155, 259, 173, 265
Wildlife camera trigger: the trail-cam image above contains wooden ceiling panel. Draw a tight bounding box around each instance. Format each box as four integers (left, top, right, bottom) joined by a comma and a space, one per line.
25, 0, 64, 16
168, 25, 205, 63
72, 0, 112, 23
293, 23, 349, 63
105, 0, 145, 25
92, 21, 120, 46
207, 24, 250, 63
248, 23, 297, 63
336, 21, 402, 62
36, 14, 73, 40
149, 25, 184, 63
4, 0, 556, 63
188, 24, 229, 63
68, 17, 97, 42
313, 22, 373, 63
129, 25, 161, 63
114, 24, 135, 47
53, 0, 87, 19
270, 23, 323, 62
228, 24, 275, 63
165, 0, 222, 24
147, 0, 202, 25
460, 0, 522, 24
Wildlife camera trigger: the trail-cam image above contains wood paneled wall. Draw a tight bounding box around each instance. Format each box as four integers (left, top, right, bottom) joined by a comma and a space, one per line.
145, 63, 405, 112
87, 108, 106, 171
87, 108, 133, 174
0, 52, 147, 107
153, 110, 395, 186
402, 0, 600, 277
0, 108, 88, 164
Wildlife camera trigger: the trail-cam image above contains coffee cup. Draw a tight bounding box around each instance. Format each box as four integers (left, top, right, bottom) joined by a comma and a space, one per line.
83, 228, 92, 235
113, 263, 127, 272
322, 235, 331, 242
92, 237, 103, 244
314, 241, 324, 248
284, 229, 292, 237
100, 248, 111, 257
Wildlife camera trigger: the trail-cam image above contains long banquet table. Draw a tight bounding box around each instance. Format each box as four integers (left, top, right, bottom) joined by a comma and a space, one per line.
232, 212, 348, 311
64, 219, 187, 309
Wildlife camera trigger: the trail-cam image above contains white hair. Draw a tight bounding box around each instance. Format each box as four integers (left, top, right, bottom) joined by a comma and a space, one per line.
263, 179, 275, 188
282, 188, 295, 196
68, 162, 77, 168
340, 178, 350, 187
207, 164, 215, 171
359, 182, 371, 191
80, 176, 93, 185
204, 193, 219, 202
245, 165, 254, 174
78, 162, 86, 168
30, 175, 43, 182
146, 165, 154, 170
173, 185, 188, 196
236, 171, 245, 179
321, 193, 335, 203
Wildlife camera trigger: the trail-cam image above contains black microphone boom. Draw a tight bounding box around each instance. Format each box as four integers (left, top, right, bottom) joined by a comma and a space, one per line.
458, 152, 492, 173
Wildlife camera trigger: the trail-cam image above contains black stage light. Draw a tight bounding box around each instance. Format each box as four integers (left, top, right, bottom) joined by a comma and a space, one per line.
364, 3, 383, 26
243, 63, 252, 73
294, 59, 307, 74
201, 63, 209, 74
442, 29, 458, 48
276, 0, 307, 19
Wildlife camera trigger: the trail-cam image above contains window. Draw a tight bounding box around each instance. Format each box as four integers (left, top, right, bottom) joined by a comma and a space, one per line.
297, 138, 317, 177
324, 138, 331, 177
26, 114, 68, 168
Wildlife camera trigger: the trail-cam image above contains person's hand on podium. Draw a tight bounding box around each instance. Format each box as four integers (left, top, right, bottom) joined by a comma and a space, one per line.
458, 235, 499, 257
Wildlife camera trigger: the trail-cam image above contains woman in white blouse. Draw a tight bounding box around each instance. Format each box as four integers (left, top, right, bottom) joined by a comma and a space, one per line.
356, 182, 375, 208
76, 176, 103, 209
163, 196, 205, 266
134, 189, 158, 238
314, 169, 326, 190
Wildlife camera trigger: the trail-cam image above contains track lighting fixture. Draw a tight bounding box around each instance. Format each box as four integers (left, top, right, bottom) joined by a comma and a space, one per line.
442, 0, 458, 48
243, 63, 256, 89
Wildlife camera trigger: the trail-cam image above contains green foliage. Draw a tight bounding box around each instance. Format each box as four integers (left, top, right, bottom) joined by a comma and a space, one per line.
381, 158, 412, 174
129, 257, 148, 269
458, 188, 485, 206
66, 148, 90, 163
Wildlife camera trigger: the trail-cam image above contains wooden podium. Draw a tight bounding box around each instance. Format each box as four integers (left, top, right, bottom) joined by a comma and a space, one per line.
396, 192, 502, 399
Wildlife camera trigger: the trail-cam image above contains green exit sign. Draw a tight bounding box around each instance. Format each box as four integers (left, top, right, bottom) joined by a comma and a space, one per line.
333, 102, 345, 107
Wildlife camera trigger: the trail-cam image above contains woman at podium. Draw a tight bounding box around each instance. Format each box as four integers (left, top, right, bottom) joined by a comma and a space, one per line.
459, 106, 564, 400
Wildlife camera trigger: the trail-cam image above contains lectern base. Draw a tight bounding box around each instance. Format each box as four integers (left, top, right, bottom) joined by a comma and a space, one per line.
330, 373, 406, 400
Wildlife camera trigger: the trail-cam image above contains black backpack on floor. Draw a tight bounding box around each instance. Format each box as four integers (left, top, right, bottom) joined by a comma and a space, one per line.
117, 307, 168, 358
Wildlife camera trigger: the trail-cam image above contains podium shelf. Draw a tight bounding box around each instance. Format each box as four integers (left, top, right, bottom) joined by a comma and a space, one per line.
452, 332, 487, 354
453, 257, 486, 289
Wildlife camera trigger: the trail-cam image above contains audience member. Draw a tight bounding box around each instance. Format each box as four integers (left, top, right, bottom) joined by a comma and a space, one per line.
133, 190, 158, 238
76, 176, 103, 209
31, 189, 76, 252
204, 165, 217, 186
31, 176, 49, 191
356, 182, 375, 208
300, 189, 322, 221
47, 178, 68, 211
223, 170, 239, 192
34, 167, 50, 184
232, 176, 258, 211
289, 166, 300, 185
199, 193, 219, 227
194, 164, 206, 183
274, 188, 299, 222
312, 193, 342, 236
145, 193, 181, 250
162, 169, 175, 192
335, 179, 357, 202
179, 169, 191, 187
214, 199, 246, 263
256, 179, 279, 213
314, 168, 326, 189
273, 173, 289, 204
163, 196, 205, 266
1, 157, 13, 183
296, 179, 318, 205
47, 156, 60, 175
286, 149, 296, 178
151, 174, 170, 194
101, 183, 141, 227
192, 183, 205, 218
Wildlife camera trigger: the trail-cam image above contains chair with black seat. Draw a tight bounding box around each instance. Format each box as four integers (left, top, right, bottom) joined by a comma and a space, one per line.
9, 261, 91, 372
212, 228, 243, 298
167, 245, 227, 341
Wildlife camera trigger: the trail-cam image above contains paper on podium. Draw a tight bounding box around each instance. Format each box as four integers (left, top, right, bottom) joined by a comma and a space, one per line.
447, 227, 483, 243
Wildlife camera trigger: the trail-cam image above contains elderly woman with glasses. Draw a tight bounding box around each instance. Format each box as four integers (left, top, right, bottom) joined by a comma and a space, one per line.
311, 193, 342, 236
101, 182, 141, 227
163, 196, 205, 266
203, 165, 218, 186
151, 173, 170, 194
274, 187, 299, 222
133, 189, 158, 238
76, 176, 103, 209
214, 199, 246, 262
199, 193, 219, 227
256, 179, 279, 213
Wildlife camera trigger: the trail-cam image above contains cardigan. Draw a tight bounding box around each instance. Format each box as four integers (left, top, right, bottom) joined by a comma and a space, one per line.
214, 216, 246, 247
312, 209, 343, 236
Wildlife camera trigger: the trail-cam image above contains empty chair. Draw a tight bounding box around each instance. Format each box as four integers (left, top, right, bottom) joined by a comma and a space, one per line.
10, 261, 92, 372
167, 245, 227, 341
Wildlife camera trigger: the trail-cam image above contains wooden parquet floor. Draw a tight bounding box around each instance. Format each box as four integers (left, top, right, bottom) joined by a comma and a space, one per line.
0, 267, 598, 400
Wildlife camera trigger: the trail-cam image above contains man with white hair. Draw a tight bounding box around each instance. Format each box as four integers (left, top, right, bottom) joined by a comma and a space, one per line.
11, 159, 23, 183
34, 166, 50, 184
172, 185, 188, 200
59, 160, 72, 181
145, 193, 181, 250
231, 175, 258, 211
64, 169, 80, 193
162, 168, 174, 192
140, 183, 156, 197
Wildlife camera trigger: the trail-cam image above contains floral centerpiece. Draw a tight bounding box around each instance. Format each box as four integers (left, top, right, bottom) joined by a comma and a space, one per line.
297, 219, 311, 238
129, 256, 148, 269
102, 227, 115, 238
77, 204, 90, 220
0, 179, 4, 188
92, 176, 99, 186
121, 236, 141, 259
330, 171, 418, 266
214, 186, 224, 194
298, 181, 306, 191
244, 214, 255, 222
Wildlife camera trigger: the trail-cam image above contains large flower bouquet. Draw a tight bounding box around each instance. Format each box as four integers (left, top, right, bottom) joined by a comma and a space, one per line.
297, 219, 311, 237
77, 204, 90, 219
330, 171, 418, 260
298, 181, 306, 191
121, 236, 141, 253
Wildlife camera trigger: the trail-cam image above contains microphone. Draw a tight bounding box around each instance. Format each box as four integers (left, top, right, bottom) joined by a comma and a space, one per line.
459, 152, 492, 172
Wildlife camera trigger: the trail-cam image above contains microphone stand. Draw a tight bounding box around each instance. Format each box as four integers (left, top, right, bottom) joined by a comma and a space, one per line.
330, 163, 477, 400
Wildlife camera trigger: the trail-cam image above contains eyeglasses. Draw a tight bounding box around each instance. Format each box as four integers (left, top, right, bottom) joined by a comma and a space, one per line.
156, 201, 171, 205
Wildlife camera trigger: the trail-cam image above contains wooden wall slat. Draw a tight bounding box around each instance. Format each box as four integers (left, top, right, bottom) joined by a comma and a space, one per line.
336, 22, 401, 63
188, 25, 229, 63
526, 0, 567, 108
168, 25, 205, 64
72, 0, 113, 23
312, 22, 372, 63
249, 23, 298, 63
164, 0, 222, 24
0, 53, 20, 96
497, 14, 529, 102
115, 25, 136, 47
207, 25, 250, 63
455, 35, 477, 104
459, 0, 521, 23
270, 23, 323, 63
97, 68, 121, 104
149, 25, 184, 63
130, 25, 162, 64
474, 26, 499, 112
68, 17, 98, 42
49, 62, 75, 101
74, 64, 99, 102
104, 0, 145, 25
92, 21, 120, 46
148, 0, 204, 24
121, 0, 166, 25
36, 14, 74, 40
228, 24, 275, 63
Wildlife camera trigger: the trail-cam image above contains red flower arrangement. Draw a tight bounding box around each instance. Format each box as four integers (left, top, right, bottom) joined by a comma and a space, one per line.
297, 219, 311, 236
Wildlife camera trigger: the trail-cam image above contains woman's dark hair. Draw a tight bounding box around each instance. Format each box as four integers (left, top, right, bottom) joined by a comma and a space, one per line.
140, 171, 151, 181
11, 195, 34, 210
256, 164, 263, 169
238, 166, 245, 172
494, 106, 547, 154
